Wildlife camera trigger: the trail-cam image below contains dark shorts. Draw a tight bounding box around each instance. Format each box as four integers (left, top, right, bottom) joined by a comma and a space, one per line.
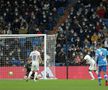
98, 65, 107, 72
26, 70, 34, 79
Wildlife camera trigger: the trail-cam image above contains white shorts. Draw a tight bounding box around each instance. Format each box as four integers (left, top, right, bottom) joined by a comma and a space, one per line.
31, 64, 39, 71
89, 63, 97, 71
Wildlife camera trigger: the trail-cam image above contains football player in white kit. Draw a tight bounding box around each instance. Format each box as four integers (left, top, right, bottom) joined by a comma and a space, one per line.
27, 46, 42, 82
84, 53, 98, 80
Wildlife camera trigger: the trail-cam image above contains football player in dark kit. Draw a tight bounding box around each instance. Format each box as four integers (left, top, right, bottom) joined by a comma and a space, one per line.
24, 58, 34, 79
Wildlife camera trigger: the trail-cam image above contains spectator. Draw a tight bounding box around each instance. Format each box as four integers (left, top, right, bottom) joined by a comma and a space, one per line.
91, 32, 99, 45
96, 3, 106, 18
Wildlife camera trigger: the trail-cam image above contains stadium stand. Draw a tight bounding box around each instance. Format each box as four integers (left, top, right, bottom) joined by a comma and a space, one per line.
0, 0, 68, 34
0, 0, 108, 66
55, 0, 108, 65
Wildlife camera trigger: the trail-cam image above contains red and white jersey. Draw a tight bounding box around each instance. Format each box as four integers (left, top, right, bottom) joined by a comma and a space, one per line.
84, 55, 96, 65
29, 50, 40, 65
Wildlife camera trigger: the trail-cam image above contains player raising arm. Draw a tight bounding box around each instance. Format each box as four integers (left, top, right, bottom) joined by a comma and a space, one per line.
26, 46, 42, 82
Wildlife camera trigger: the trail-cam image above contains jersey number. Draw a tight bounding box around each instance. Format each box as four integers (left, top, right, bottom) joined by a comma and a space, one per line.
33, 55, 36, 61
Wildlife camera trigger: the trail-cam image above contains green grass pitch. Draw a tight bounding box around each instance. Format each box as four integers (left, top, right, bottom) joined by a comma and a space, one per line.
0, 79, 108, 90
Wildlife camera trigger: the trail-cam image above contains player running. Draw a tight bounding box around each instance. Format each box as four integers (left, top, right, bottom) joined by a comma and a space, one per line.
84, 53, 98, 80
95, 43, 108, 86
26, 46, 42, 82
24, 59, 34, 80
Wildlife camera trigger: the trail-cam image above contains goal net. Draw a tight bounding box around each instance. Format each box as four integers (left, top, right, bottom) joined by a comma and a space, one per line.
0, 34, 56, 79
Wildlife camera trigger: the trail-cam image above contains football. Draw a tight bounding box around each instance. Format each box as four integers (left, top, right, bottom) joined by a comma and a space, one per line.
9, 71, 13, 76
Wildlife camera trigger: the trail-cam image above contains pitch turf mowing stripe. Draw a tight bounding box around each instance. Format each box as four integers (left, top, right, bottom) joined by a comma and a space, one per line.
0, 80, 108, 90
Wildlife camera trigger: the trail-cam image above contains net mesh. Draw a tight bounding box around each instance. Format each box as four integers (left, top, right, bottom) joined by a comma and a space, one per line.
46, 35, 56, 78
0, 34, 56, 79
0, 36, 44, 66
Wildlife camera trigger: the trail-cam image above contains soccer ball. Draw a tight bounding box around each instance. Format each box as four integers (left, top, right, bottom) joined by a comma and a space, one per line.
9, 71, 13, 76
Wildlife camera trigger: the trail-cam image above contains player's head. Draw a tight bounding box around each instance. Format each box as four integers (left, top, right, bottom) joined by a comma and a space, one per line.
83, 51, 87, 56
96, 42, 102, 49
83, 48, 89, 56
33, 46, 38, 51
27, 59, 31, 63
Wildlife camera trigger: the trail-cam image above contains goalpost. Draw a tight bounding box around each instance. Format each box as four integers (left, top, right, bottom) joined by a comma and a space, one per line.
0, 34, 56, 79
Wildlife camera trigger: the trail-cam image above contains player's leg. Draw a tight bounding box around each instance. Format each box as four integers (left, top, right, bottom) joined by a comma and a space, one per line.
24, 70, 30, 80
34, 71, 38, 81
97, 66, 102, 86
33, 64, 39, 81
103, 66, 107, 80
28, 71, 33, 79
89, 70, 95, 80
103, 66, 108, 86
46, 67, 55, 78
38, 70, 45, 79
94, 63, 98, 75
89, 65, 95, 80
31, 71, 35, 79
104, 74, 108, 86
27, 66, 34, 81
26, 71, 33, 82
94, 70, 98, 75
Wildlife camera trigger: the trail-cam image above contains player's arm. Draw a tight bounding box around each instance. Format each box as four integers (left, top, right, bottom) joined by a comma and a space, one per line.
28, 56, 32, 62
107, 55, 108, 60
84, 58, 89, 64
38, 55, 43, 64
29, 52, 32, 61
24, 58, 31, 68
85, 60, 89, 64
106, 50, 108, 65
81, 55, 87, 65
95, 53, 98, 64
83, 56, 87, 63
106, 50, 108, 59
94, 50, 98, 63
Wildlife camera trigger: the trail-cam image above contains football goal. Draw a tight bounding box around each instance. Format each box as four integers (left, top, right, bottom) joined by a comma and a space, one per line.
0, 34, 56, 79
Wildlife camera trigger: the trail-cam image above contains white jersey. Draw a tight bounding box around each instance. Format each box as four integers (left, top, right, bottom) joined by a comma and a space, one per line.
84, 55, 95, 65
84, 54, 97, 70
30, 50, 40, 65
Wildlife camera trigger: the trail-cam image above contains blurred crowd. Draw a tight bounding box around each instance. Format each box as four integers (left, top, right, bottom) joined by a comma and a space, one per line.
56, 0, 108, 65
0, 0, 108, 66
0, 0, 68, 34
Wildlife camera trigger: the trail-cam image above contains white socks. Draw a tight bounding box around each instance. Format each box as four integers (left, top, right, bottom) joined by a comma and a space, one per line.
95, 70, 98, 75
34, 72, 38, 81
89, 71, 95, 80
28, 71, 33, 79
